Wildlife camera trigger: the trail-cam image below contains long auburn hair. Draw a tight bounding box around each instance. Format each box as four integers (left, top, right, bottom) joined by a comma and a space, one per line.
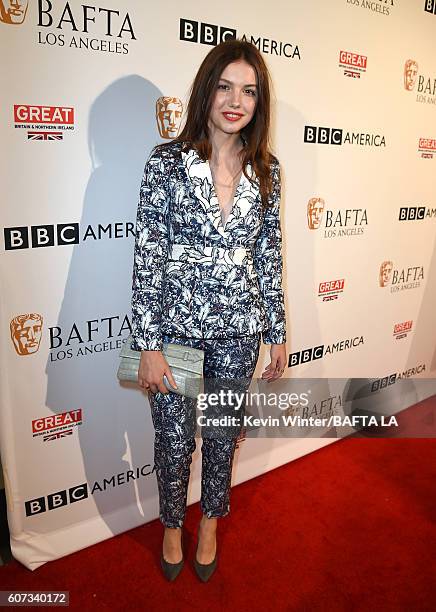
159, 39, 276, 208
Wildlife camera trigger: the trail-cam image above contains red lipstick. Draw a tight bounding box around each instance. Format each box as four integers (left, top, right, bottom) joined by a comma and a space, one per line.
222, 112, 243, 122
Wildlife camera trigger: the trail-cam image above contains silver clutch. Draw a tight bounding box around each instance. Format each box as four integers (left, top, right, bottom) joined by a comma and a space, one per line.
117, 333, 204, 399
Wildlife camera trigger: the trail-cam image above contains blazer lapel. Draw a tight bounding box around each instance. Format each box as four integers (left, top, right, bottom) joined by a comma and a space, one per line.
181, 145, 259, 240
181, 146, 225, 239
225, 162, 259, 233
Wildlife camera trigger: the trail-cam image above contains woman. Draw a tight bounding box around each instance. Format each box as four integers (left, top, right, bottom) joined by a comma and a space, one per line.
131, 39, 287, 582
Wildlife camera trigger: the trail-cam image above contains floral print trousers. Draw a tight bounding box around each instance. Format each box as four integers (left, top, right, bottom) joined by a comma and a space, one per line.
148, 333, 261, 528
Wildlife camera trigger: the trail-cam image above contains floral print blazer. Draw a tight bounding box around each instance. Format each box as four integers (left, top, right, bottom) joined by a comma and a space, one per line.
131, 141, 286, 351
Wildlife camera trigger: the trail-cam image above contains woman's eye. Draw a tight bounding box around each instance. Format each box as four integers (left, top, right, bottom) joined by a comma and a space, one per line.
245, 89, 256, 96
218, 83, 229, 90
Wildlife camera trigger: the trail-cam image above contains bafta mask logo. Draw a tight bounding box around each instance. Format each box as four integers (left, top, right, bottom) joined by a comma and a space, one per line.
0, 0, 28, 24
379, 261, 393, 287
156, 97, 183, 139
10, 313, 43, 355
307, 197, 325, 229
404, 59, 418, 91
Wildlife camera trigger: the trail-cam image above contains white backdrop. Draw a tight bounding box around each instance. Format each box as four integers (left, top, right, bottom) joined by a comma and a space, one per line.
1, 0, 435, 570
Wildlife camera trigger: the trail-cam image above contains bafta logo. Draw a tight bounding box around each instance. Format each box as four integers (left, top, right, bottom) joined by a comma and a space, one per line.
404, 59, 418, 91
156, 97, 183, 139
379, 261, 393, 287
0, 0, 28, 24
307, 197, 325, 229
10, 313, 43, 355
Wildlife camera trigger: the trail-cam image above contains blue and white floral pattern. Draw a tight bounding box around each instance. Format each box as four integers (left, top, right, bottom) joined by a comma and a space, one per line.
150, 332, 261, 527
131, 141, 286, 351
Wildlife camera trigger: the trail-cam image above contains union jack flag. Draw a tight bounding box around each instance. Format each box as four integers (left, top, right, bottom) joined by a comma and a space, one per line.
28, 131, 63, 141
344, 70, 360, 78
323, 295, 338, 301
43, 429, 73, 442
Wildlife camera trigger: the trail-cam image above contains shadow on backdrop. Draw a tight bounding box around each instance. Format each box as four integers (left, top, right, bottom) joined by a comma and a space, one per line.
45, 75, 163, 534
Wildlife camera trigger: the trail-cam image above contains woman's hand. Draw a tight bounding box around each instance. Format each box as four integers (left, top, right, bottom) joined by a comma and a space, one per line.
138, 350, 178, 394
261, 343, 287, 382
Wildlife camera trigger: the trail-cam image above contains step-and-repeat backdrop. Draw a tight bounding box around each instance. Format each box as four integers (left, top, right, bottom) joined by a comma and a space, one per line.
1, 0, 435, 570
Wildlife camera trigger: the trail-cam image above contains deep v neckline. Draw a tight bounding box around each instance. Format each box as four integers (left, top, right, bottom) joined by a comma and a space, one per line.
181, 145, 258, 240
209, 165, 243, 230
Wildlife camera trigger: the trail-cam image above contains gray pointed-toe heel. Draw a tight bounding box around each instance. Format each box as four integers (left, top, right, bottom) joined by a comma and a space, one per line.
193, 526, 218, 582
160, 528, 184, 582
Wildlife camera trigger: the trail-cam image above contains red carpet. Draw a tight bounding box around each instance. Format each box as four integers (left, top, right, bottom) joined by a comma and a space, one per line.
1, 398, 435, 611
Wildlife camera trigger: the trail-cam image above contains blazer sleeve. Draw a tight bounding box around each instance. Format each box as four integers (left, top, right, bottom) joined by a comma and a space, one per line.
253, 159, 287, 345
130, 149, 170, 352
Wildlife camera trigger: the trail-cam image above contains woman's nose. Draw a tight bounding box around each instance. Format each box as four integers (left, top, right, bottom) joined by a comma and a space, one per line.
229, 89, 241, 107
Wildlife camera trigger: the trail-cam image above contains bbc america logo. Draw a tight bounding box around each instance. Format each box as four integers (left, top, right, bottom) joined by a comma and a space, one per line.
399, 206, 436, 220
304, 125, 385, 147
179, 18, 301, 59
25, 483, 88, 516
25, 465, 154, 516
288, 336, 364, 367
370, 374, 397, 392
180, 18, 236, 45
3, 222, 134, 249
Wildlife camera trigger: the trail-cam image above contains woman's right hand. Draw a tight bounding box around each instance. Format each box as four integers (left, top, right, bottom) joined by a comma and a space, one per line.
138, 350, 178, 394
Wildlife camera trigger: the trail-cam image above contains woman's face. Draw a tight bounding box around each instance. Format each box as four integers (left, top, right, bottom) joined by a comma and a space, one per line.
208, 59, 258, 139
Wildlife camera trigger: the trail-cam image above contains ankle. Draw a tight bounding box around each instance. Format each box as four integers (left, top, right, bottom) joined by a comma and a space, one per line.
200, 516, 217, 533
164, 527, 182, 540
165, 526, 182, 532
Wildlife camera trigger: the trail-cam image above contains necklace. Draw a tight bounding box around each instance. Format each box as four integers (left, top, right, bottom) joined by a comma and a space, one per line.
210, 163, 242, 229
210, 165, 242, 189
209, 143, 244, 188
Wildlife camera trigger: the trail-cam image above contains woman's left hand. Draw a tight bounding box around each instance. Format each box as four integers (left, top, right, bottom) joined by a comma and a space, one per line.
261, 343, 287, 382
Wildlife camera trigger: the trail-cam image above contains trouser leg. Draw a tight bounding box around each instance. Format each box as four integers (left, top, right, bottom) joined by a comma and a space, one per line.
200, 335, 261, 518
148, 336, 199, 528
